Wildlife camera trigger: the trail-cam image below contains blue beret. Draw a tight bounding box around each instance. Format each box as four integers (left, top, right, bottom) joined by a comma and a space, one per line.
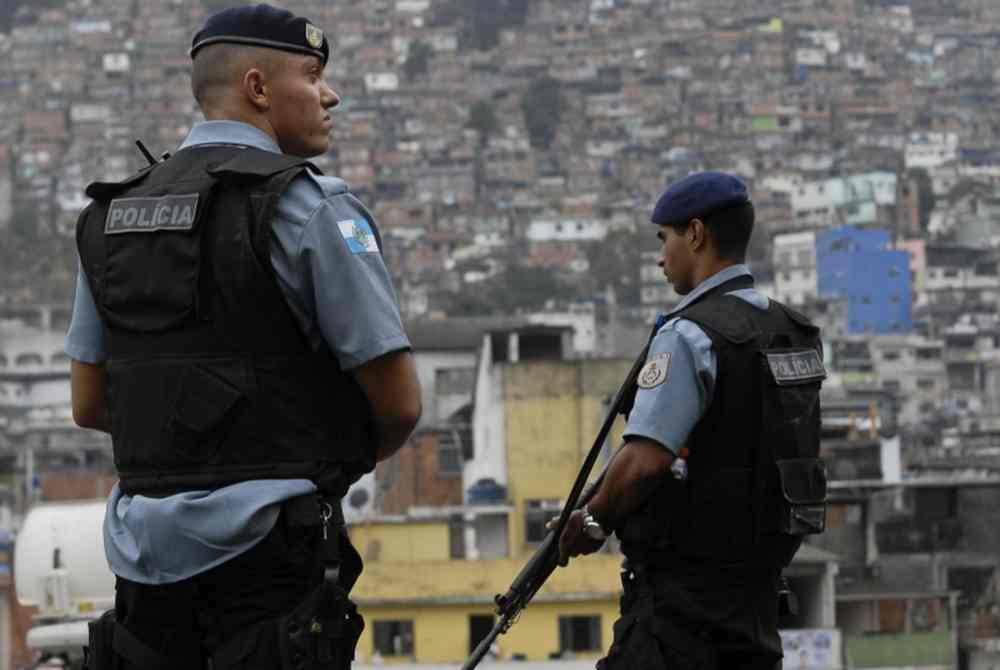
191, 3, 329, 66
651, 171, 750, 227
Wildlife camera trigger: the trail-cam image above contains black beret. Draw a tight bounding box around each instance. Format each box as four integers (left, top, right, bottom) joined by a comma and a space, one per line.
651, 171, 750, 227
191, 3, 329, 66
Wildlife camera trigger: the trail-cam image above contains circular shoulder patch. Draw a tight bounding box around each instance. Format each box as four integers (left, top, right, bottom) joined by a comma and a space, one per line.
637, 352, 672, 389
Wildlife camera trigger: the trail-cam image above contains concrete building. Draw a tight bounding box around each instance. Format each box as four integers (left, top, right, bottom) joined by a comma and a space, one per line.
350, 324, 838, 664
816, 226, 912, 334
773, 231, 819, 306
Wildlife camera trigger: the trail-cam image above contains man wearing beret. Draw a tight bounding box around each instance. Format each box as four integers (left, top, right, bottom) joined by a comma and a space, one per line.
68, 4, 421, 668
558, 172, 826, 669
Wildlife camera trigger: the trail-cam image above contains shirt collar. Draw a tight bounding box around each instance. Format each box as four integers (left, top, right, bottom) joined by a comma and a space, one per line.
178, 121, 282, 154
672, 264, 753, 312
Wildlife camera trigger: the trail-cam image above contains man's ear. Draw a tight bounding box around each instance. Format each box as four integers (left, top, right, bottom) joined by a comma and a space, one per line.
688, 218, 707, 252
243, 68, 270, 111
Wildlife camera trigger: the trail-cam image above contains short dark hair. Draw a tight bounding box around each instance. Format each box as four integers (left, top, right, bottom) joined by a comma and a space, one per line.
190, 43, 284, 111
664, 202, 754, 262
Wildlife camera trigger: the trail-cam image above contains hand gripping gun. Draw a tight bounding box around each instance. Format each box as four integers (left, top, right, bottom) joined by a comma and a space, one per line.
461, 341, 651, 670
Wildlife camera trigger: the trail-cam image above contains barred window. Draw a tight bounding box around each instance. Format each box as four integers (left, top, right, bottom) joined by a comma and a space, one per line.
373, 620, 414, 657
559, 615, 601, 652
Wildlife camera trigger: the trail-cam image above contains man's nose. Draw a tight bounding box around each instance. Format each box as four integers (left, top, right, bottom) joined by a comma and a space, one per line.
322, 82, 340, 109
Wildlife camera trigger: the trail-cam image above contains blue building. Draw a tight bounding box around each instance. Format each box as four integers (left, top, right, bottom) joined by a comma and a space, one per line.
816, 226, 912, 334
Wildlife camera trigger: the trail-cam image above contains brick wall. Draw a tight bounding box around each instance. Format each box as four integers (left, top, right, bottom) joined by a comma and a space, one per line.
377, 431, 463, 515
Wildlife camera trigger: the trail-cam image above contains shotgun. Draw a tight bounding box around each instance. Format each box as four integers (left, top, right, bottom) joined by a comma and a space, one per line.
462, 340, 651, 670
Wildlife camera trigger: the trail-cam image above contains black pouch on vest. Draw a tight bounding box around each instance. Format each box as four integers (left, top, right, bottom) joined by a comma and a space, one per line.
760, 347, 828, 537
167, 363, 246, 464
85, 609, 119, 670
97, 173, 219, 332
279, 580, 364, 670
775, 458, 827, 535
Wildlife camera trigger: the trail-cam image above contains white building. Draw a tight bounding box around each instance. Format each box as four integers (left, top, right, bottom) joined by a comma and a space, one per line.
525, 218, 607, 242
772, 231, 818, 306
868, 335, 947, 425
905, 132, 959, 170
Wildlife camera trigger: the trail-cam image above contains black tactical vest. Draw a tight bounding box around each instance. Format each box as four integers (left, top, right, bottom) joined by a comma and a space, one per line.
618, 277, 827, 569
76, 145, 376, 497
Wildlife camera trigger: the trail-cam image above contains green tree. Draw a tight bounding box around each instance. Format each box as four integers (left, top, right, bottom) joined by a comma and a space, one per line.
442, 263, 574, 315
467, 100, 499, 145
452, 0, 530, 51
402, 40, 433, 79
908, 168, 936, 232
520, 76, 562, 150
585, 231, 641, 305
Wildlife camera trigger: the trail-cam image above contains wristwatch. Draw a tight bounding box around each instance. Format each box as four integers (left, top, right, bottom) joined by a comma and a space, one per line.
582, 506, 609, 541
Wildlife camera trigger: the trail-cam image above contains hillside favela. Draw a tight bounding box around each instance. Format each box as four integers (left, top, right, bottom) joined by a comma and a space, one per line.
3, 0, 1000, 668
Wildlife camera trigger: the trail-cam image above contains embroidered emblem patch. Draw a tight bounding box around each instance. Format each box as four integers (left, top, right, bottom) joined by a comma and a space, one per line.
337, 219, 379, 254
305, 23, 324, 49
765, 349, 827, 385
104, 194, 199, 234
638, 352, 671, 389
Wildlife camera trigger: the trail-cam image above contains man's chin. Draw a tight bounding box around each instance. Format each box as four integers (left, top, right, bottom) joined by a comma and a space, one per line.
288, 141, 329, 159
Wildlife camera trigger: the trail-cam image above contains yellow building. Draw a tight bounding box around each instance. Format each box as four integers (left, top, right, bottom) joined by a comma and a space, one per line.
347, 324, 840, 664
349, 326, 633, 664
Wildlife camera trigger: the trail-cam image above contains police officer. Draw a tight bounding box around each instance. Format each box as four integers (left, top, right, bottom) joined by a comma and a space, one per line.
558, 172, 827, 669
67, 5, 422, 669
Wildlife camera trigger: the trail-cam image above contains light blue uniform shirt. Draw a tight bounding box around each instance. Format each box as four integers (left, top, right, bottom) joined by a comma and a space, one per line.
66, 121, 410, 584
623, 265, 769, 455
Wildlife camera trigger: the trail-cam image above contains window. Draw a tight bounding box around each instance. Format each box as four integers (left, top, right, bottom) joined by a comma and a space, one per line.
373, 620, 414, 657
469, 615, 495, 654
437, 432, 462, 476
917, 378, 936, 390
15, 353, 43, 366
882, 380, 901, 392
559, 615, 602, 652
436, 367, 475, 395
915, 487, 957, 521
881, 350, 900, 361
449, 515, 466, 559
916, 348, 941, 360
524, 499, 561, 543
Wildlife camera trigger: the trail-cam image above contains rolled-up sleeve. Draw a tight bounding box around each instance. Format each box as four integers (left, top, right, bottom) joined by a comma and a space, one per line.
623, 319, 716, 455
65, 264, 107, 364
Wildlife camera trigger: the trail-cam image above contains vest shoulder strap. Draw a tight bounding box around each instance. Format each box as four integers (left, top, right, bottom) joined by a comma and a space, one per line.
206, 147, 320, 180
678, 294, 761, 345
84, 164, 157, 201
774, 301, 821, 336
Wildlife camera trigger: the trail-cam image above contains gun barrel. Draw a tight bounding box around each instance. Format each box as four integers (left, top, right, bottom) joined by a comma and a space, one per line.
459, 339, 651, 670
461, 615, 509, 670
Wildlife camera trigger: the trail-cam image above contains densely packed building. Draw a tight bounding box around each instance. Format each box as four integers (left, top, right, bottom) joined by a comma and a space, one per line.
7, 0, 1000, 667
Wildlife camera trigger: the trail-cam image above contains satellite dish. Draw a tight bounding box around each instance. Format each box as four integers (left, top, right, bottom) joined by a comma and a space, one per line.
349, 488, 370, 510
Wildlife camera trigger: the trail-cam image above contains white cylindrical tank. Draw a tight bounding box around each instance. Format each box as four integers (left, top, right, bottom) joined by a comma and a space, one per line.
15, 500, 114, 616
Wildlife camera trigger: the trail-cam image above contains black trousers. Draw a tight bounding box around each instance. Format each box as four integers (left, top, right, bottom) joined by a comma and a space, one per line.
114, 507, 325, 670
597, 566, 783, 670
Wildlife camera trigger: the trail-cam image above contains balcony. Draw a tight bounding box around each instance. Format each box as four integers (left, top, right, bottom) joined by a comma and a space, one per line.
875, 518, 963, 553
845, 631, 953, 668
